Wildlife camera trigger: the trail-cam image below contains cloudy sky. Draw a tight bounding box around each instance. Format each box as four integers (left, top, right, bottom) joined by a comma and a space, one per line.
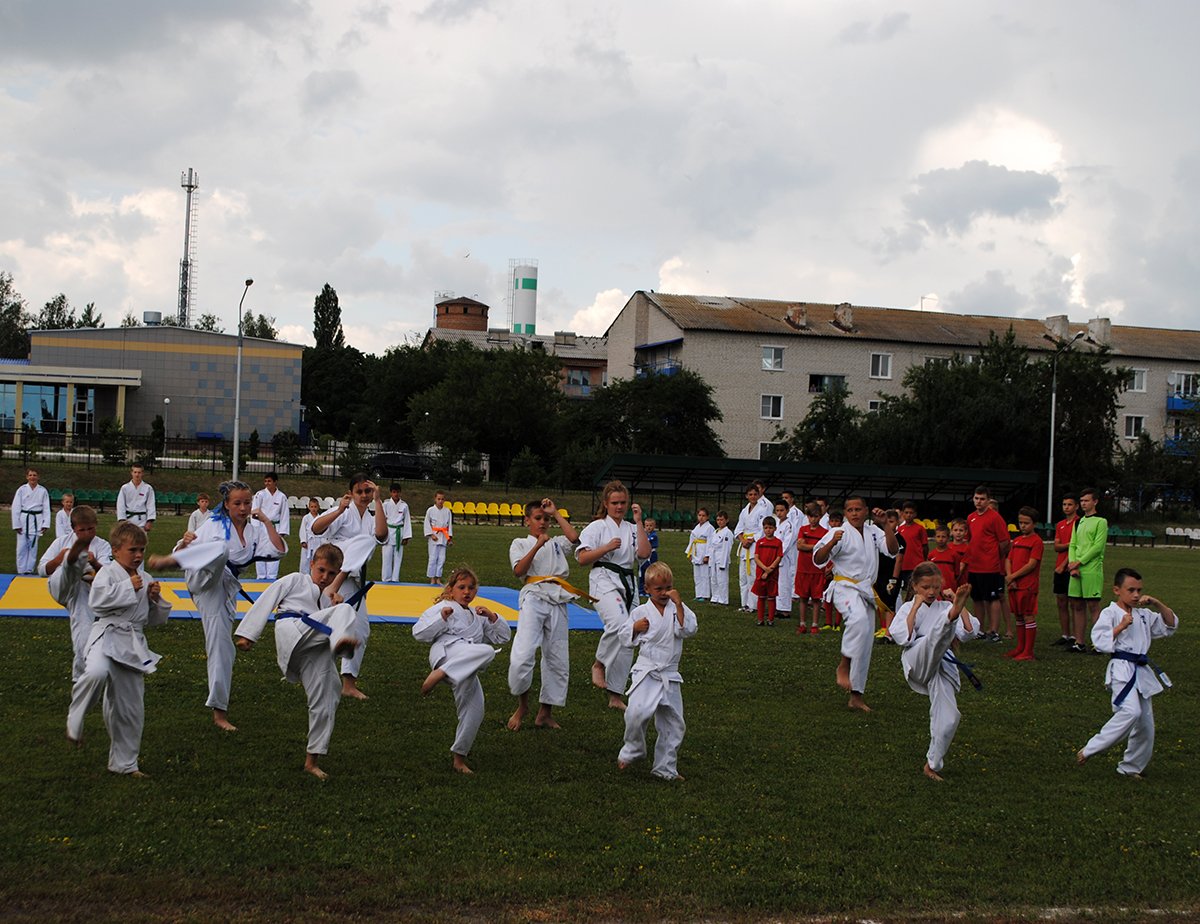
1, 1, 1196, 351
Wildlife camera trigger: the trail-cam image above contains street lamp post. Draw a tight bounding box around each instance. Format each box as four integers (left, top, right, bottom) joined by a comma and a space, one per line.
232, 279, 254, 482
1045, 330, 1085, 518
162, 397, 170, 462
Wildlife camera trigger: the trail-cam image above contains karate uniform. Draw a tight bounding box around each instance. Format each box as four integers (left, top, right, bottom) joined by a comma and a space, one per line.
508, 534, 578, 707
773, 515, 797, 615
708, 526, 733, 605
382, 498, 412, 581
684, 521, 716, 600
413, 600, 511, 756
172, 515, 285, 712
890, 599, 980, 773
813, 521, 894, 694
116, 480, 156, 530
578, 516, 642, 695
424, 505, 453, 579
734, 502, 768, 610
67, 560, 170, 774
11, 482, 51, 574
252, 488, 290, 580
234, 572, 358, 756
298, 511, 324, 576
317, 506, 385, 679
55, 508, 72, 540
187, 507, 212, 535
40, 534, 113, 680
618, 598, 698, 780
1080, 602, 1178, 776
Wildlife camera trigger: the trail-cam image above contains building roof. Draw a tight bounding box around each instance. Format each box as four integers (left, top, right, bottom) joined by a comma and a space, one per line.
423, 326, 607, 363
435, 296, 490, 309
624, 292, 1200, 362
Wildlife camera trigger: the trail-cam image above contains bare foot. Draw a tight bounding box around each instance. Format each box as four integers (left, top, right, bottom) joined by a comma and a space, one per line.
534, 707, 561, 729
304, 763, 329, 781
421, 668, 446, 696
591, 661, 606, 690
506, 704, 528, 731
1076, 749, 1088, 766
617, 759, 629, 770
923, 762, 944, 782
66, 731, 82, 749
848, 694, 872, 713
127, 770, 149, 779
607, 693, 627, 711
452, 755, 474, 775
342, 677, 369, 700
835, 659, 852, 692
212, 710, 238, 732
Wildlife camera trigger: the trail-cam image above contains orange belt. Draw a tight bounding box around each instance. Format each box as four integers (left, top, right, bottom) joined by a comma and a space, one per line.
430, 526, 450, 543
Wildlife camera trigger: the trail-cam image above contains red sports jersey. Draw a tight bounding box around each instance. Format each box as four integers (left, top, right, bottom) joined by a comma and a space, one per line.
967, 508, 1009, 573
897, 520, 929, 570
796, 524, 828, 574
1054, 516, 1077, 571
753, 536, 784, 597
1007, 532, 1044, 592
928, 546, 961, 591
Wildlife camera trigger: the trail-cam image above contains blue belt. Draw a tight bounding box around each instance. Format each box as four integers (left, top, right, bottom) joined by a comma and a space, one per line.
226, 557, 278, 604
944, 652, 982, 690
345, 581, 374, 609
276, 611, 332, 636
1111, 650, 1169, 706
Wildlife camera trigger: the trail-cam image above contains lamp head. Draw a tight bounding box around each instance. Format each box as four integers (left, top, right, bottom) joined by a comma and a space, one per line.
244, 279, 254, 287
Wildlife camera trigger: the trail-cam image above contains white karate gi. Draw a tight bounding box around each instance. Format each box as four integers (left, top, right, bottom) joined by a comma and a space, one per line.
618, 598, 698, 780
890, 599, 980, 773
187, 507, 212, 535
234, 572, 359, 756
318, 506, 384, 679
11, 482, 51, 574
1080, 602, 1178, 776
116, 480, 156, 529
685, 521, 716, 600
413, 600, 512, 756
173, 516, 285, 711
733, 502, 768, 609
578, 516, 642, 695
252, 488, 290, 580
55, 508, 72, 540
508, 534, 578, 706
382, 498, 412, 581
424, 505, 453, 579
814, 522, 894, 694
40, 534, 113, 680
67, 560, 170, 773
774, 515, 797, 615
297, 511, 322, 575
709, 526, 733, 605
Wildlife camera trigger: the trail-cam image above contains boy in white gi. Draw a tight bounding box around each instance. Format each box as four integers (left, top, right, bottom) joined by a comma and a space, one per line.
507, 498, 586, 731
772, 500, 797, 618
617, 562, 698, 781
12, 466, 51, 574
298, 497, 322, 576
116, 464, 156, 533
414, 567, 512, 774
234, 544, 361, 780
684, 507, 716, 602
187, 493, 212, 535
577, 480, 651, 710
40, 505, 113, 681
67, 522, 170, 776
734, 483, 769, 612
709, 511, 734, 606
423, 490, 453, 584
889, 563, 979, 781
813, 496, 898, 712
252, 473, 290, 580
310, 474, 388, 700
55, 492, 75, 540
382, 483, 412, 581
1077, 567, 1178, 779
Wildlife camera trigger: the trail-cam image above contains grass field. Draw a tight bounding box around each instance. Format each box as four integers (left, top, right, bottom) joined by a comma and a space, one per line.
1, 515, 1198, 922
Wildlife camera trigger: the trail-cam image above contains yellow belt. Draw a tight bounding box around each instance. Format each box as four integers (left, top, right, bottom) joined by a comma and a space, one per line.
685, 536, 708, 559
831, 575, 892, 619
525, 575, 598, 602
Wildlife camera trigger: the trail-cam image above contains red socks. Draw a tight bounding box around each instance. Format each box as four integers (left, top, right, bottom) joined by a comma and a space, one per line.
1016, 621, 1037, 660
1005, 622, 1026, 658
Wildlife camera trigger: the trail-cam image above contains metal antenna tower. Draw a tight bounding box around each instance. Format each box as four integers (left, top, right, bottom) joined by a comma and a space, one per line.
178, 168, 199, 326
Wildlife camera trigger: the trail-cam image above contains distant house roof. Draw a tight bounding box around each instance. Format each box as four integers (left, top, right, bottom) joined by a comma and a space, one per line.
619, 292, 1200, 362
422, 326, 607, 363
435, 296, 490, 310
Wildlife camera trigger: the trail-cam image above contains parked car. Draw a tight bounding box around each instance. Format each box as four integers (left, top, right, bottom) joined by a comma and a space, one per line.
366, 451, 432, 481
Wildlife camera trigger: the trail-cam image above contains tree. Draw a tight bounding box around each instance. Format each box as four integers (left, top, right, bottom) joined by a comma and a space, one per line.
194, 313, 224, 333
242, 312, 278, 340
271, 429, 303, 473
120, 311, 140, 328
36, 293, 78, 329
78, 302, 104, 328
0, 272, 32, 358
247, 428, 261, 461
313, 284, 345, 351
772, 382, 863, 463
98, 417, 128, 465
508, 446, 547, 488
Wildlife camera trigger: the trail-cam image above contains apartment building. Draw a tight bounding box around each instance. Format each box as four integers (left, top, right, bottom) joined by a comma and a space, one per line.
605, 291, 1200, 460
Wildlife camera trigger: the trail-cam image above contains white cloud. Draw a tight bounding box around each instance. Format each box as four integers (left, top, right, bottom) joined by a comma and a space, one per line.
568, 288, 627, 336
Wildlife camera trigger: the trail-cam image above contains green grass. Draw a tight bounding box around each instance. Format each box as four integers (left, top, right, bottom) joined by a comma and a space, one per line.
1, 520, 1198, 922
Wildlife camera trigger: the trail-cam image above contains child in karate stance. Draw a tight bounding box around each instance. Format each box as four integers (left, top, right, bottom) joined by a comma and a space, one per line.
577, 481, 651, 710
67, 522, 170, 776
685, 508, 715, 602
424, 490, 454, 585
813, 497, 898, 712
617, 562, 698, 781
414, 567, 512, 774
41, 505, 112, 681
507, 498, 585, 731
55, 492, 75, 540
1077, 568, 1178, 779
752, 516, 783, 626
709, 511, 733, 606
889, 564, 978, 781
234, 544, 361, 780
381, 483, 412, 581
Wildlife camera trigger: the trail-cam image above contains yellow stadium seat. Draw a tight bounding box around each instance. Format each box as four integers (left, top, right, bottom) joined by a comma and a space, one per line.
450, 501, 465, 515
463, 502, 477, 515
1008, 522, 1018, 533
487, 502, 500, 515
499, 503, 512, 517
558, 508, 570, 520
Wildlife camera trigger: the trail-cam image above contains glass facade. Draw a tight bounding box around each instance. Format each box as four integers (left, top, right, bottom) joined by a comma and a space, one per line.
0, 383, 96, 434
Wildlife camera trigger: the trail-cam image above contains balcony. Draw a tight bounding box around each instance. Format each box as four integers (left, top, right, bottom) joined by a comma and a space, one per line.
635, 358, 682, 378
1167, 394, 1197, 413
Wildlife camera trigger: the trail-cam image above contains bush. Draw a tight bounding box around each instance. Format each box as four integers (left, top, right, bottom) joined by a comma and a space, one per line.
507, 446, 545, 488
272, 429, 302, 473
98, 418, 127, 465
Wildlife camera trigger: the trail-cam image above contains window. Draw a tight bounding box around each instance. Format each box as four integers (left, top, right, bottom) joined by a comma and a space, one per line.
761, 346, 784, 371
1171, 371, 1200, 397
925, 356, 950, 367
1127, 369, 1147, 392
565, 369, 590, 387
868, 399, 882, 413
1124, 415, 1144, 439
870, 353, 892, 379
808, 374, 846, 394
759, 442, 783, 461
760, 395, 783, 419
